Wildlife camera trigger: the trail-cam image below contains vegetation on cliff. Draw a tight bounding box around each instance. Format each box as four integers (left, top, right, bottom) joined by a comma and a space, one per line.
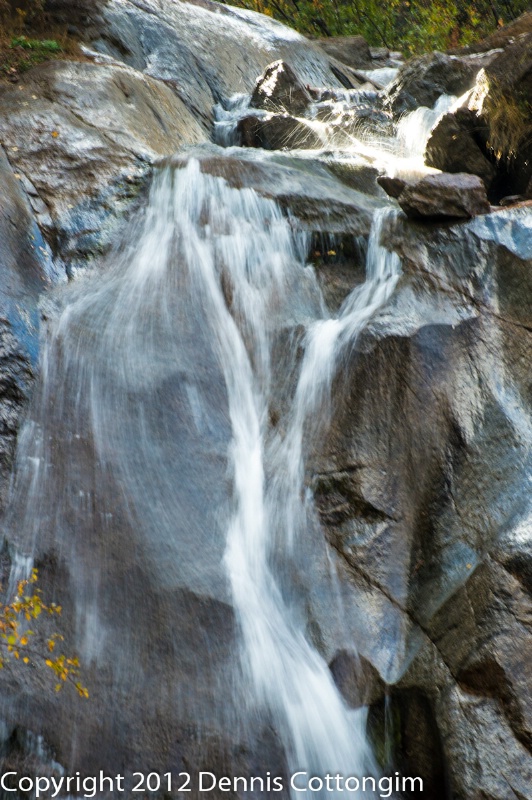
224, 0, 531, 53
0, 0, 80, 79
0, 569, 88, 697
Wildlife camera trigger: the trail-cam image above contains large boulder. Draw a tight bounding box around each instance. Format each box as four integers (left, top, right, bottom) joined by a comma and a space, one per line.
384, 51, 495, 116
425, 33, 532, 200
237, 113, 324, 150
250, 60, 313, 114
397, 172, 490, 219
315, 35, 373, 69
425, 107, 496, 187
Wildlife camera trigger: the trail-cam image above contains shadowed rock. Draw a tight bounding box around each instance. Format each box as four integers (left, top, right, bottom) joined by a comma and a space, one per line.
384, 51, 493, 116
315, 36, 373, 69
377, 175, 407, 198
425, 107, 496, 188
237, 113, 323, 150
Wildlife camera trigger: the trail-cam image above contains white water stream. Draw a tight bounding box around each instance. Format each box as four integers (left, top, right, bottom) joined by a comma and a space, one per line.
4, 152, 400, 794
167, 160, 401, 795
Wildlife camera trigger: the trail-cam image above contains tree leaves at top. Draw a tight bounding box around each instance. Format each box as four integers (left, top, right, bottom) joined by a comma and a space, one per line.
224, 0, 531, 54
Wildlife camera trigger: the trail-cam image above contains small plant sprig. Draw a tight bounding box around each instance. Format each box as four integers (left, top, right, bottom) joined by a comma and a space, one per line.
0, 568, 89, 699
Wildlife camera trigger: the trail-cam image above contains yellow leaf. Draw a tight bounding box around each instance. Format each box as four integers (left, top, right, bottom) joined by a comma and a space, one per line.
23, 657, 29, 664
51, 131, 59, 138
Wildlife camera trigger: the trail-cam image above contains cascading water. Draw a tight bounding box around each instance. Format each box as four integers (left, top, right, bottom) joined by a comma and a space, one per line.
3, 154, 400, 796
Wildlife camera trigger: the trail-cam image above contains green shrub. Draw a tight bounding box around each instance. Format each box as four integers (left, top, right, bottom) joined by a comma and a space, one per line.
223, 0, 532, 54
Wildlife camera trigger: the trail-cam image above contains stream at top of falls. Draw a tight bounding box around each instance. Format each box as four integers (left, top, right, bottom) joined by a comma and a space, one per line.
0, 79, 431, 797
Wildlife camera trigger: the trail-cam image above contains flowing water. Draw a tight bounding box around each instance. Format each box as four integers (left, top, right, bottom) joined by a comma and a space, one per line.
4, 143, 401, 792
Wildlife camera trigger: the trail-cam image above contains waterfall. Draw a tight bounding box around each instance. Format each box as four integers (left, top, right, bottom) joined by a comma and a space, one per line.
3, 157, 400, 795
169, 161, 401, 795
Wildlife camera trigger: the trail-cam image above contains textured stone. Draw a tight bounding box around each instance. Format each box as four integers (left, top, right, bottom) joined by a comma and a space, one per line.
384, 51, 489, 116
315, 36, 372, 69
425, 107, 496, 188
250, 60, 313, 114
237, 113, 323, 150
398, 172, 490, 219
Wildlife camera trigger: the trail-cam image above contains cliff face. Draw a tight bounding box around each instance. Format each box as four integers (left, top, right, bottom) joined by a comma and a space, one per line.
0, 3, 530, 798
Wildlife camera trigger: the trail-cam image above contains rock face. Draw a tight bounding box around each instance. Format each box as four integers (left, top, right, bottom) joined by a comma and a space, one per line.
384, 51, 489, 115
250, 60, 313, 114
425, 107, 496, 187
397, 172, 490, 219
314, 207, 532, 800
315, 35, 373, 69
0, 60, 207, 269
425, 31, 532, 199
0, 3, 530, 800
0, 147, 57, 511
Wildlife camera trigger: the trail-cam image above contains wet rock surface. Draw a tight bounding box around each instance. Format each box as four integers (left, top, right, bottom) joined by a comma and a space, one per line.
384, 51, 491, 116
0, 2, 530, 799
250, 60, 313, 114
0, 59, 207, 269
424, 30, 532, 200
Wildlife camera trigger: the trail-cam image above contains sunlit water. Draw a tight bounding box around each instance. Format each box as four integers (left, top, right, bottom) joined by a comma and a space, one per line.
214, 85, 461, 180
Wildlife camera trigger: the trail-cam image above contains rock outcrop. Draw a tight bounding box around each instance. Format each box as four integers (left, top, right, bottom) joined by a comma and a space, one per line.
315, 35, 373, 69
425, 28, 532, 200
397, 172, 491, 219
384, 50, 494, 116
0, 3, 530, 800
250, 60, 313, 114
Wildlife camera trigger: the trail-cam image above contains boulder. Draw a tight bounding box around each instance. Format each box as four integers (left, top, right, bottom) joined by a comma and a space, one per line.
83, 0, 351, 127
425, 107, 496, 188
384, 51, 494, 116
250, 60, 313, 114
315, 36, 373, 69
397, 172, 490, 219
237, 113, 324, 150
377, 175, 407, 198
0, 59, 207, 267
425, 34, 532, 200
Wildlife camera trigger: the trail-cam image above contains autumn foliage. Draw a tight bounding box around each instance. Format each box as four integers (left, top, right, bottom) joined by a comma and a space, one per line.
0, 568, 88, 698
